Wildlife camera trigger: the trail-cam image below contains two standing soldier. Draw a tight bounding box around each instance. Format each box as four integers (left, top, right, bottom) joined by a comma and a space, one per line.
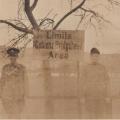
0, 47, 112, 118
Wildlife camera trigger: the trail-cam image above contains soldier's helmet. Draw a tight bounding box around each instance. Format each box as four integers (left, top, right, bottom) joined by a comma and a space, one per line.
7, 48, 20, 57
90, 48, 100, 55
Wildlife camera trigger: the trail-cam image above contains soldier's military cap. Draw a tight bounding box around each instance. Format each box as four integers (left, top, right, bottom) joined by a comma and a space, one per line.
90, 48, 100, 54
7, 48, 20, 57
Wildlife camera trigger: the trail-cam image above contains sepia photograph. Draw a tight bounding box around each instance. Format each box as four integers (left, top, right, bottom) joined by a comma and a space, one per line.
0, 0, 120, 119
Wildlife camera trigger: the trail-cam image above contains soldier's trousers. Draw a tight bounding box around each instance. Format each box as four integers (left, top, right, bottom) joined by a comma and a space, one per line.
2, 99, 25, 118
83, 99, 112, 119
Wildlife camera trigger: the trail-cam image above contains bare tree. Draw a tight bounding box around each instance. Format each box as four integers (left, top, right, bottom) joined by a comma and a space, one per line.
0, 0, 120, 117
0, 0, 119, 48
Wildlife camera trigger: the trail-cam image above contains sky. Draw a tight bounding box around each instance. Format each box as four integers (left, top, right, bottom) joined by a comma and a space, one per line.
0, 0, 120, 54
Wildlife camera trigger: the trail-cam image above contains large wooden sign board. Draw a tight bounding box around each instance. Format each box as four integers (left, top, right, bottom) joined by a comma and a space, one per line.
33, 30, 84, 60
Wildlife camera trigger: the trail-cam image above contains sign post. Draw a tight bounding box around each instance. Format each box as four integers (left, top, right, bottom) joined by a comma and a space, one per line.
33, 30, 84, 60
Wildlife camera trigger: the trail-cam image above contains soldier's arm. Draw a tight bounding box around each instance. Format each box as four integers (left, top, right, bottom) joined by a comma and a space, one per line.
0, 66, 6, 97
79, 65, 86, 103
103, 67, 111, 103
24, 67, 29, 98
105, 69, 111, 96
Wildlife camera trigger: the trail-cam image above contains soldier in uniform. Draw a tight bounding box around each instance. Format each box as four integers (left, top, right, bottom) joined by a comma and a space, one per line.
80, 48, 112, 118
0, 48, 28, 118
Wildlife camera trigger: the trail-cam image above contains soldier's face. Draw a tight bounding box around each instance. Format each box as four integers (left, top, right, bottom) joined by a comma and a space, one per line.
91, 53, 99, 64
9, 56, 17, 64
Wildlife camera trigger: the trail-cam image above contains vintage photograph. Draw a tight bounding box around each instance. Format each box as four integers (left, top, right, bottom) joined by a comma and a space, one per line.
0, 0, 120, 119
